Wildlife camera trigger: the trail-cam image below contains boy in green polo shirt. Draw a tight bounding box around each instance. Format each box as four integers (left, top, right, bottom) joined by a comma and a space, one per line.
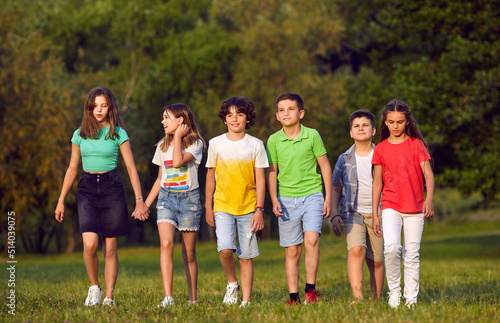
266, 93, 332, 306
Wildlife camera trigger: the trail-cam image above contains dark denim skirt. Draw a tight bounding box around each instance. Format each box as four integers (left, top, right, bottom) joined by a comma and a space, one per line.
77, 168, 129, 237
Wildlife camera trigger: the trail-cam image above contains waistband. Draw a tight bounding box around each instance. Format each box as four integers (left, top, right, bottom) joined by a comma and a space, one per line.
160, 187, 199, 197
82, 168, 118, 179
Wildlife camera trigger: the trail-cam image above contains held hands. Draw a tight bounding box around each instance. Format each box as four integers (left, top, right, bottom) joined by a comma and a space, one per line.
330, 215, 344, 237
251, 210, 264, 233
132, 200, 150, 221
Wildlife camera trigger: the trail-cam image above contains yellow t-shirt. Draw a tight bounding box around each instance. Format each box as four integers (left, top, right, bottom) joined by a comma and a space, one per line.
206, 133, 269, 215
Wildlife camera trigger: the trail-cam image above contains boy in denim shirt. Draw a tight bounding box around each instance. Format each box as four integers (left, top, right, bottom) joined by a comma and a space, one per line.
331, 110, 384, 301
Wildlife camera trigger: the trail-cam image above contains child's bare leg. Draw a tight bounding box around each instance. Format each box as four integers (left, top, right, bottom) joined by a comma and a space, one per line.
158, 223, 176, 297
102, 237, 118, 299
238, 258, 253, 301
304, 231, 320, 286
220, 249, 237, 283
285, 245, 302, 293
181, 231, 198, 302
366, 258, 384, 301
347, 246, 365, 300
82, 232, 100, 286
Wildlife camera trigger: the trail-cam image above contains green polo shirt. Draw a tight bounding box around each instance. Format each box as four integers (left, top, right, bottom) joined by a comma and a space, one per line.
266, 125, 327, 197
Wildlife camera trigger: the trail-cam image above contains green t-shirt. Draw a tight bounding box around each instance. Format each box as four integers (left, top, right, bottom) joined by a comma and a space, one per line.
71, 126, 129, 172
266, 125, 327, 197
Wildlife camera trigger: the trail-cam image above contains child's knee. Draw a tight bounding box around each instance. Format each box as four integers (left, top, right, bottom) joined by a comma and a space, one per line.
348, 246, 366, 258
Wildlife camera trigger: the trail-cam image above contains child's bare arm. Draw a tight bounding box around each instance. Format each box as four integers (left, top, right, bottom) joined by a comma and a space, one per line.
205, 167, 216, 227
143, 166, 162, 220
317, 154, 332, 218
420, 160, 435, 219
266, 164, 283, 217
251, 167, 266, 232
372, 165, 383, 237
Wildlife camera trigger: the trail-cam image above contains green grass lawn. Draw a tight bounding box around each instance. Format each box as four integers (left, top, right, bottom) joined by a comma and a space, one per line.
2, 220, 499, 322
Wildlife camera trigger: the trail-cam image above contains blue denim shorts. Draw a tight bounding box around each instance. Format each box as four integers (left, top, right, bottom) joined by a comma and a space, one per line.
277, 192, 325, 247
214, 212, 259, 259
156, 188, 202, 231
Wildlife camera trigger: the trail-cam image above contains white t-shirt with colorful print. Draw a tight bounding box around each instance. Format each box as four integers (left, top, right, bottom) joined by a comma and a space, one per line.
152, 139, 203, 192
206, 133, 269, 215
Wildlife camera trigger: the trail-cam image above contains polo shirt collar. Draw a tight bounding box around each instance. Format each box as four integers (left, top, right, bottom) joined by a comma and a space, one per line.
278, 124, 308, 142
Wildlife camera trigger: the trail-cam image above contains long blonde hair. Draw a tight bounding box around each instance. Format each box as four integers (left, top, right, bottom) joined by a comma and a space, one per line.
158, 103, 205, 151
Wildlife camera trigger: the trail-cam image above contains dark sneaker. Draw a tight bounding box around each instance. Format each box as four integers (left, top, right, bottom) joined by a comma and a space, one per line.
304, 289, 320, 305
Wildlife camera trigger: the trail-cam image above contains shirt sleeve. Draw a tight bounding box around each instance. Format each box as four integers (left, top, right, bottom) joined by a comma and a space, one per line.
254, 140, 269, 168
266, 135, 278, 164
71, 129, 83, 146
332, 155, 345, 187
185, 139, 204, 165
311, 130, 327, 158
372, 145, 383, 165
415, 138, 431, 163
205, 139, 216, 168
116, 127, 130, 145
152, 144, 162, 166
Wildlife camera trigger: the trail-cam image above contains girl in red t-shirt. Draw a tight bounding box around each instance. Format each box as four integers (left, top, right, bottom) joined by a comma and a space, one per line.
371, 99, 434, 309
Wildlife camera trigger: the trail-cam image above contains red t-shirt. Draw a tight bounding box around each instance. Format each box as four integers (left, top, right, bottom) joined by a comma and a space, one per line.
372, 137, 431, 213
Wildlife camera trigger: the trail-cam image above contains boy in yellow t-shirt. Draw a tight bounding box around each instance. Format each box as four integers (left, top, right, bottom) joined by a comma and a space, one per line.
205, 97, 269, 307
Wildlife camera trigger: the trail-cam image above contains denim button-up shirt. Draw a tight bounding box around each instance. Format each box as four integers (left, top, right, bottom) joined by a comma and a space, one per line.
332, 144, 377, 225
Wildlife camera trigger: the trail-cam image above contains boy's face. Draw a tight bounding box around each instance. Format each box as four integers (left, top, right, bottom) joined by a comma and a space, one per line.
276, 99, 304, 127
350, 117, 375, 142
224, 106, 248, 134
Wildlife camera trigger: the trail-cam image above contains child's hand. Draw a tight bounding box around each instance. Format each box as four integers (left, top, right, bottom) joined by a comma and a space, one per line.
422, 199, 434, 219
372, 214, 382, 237
206, 208, 216, 227
330, 215, 344, 237
272, 200, 284, 217
55, 201, 65, 223
175, 124, 190, 138
251, 210, 264, 232
322, 199, 331, 219
132, 201, 150, 221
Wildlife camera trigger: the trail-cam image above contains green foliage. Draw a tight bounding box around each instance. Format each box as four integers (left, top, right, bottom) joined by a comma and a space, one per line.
2, 220, 499, 321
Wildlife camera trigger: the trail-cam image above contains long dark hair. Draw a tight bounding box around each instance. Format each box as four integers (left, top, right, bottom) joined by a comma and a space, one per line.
158, 103, 205, 151
377, 99, 431, 159
80, 87, 124, 140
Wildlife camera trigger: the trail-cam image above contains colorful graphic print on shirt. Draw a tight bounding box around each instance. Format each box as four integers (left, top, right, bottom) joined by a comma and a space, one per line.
163, 160, 189, 192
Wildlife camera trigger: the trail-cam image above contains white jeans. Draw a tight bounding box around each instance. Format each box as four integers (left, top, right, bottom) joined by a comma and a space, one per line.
382, 209, 424, 303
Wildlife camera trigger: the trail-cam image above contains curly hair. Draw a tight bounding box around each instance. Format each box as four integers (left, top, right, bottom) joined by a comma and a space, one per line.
218, 97, 256, 129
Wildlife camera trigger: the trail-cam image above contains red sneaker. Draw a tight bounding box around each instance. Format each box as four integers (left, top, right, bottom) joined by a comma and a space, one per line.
304, 289, 321, 304
286, 299, 300, 307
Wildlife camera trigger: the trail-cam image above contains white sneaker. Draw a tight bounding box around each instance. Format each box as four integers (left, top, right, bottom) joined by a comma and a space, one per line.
406, 300, 417, 308
388, 292, 401, 309
240, 301, 251, 308
188, 300, 198, 306
84, 285, 102, 306
223, 281, 239, 305
158, 296, 175, 308
102, 297, 115, 306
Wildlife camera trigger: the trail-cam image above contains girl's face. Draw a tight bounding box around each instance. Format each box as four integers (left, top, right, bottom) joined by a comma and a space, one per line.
161, 110, 182, 134
93, 95, 109, 126
385, 111, 408, 138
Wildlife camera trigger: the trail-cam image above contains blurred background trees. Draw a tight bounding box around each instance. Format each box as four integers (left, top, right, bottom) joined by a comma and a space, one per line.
1, 0, 498, 253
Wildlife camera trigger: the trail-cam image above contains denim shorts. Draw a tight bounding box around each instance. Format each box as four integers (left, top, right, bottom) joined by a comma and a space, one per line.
77, 168, 129, 237
277, 192, 324, 247
156, 188, 202, 231
214, 212, 259, 259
